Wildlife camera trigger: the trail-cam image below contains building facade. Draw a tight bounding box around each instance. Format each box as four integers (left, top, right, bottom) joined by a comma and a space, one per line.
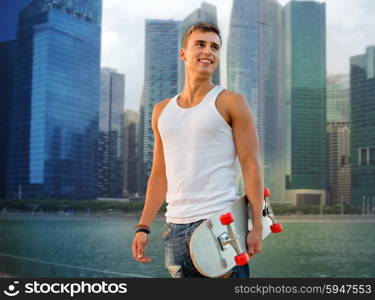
327, 122, 351, 204
284, 0, 327, 206
140, 19, 180, 191
0, 0, 34, 198
98, 67, 125, 198
326, 74, 351, 205
6, 0, 102, 199
123, 110, 139, 196
350, 46, 375, 206
227, 0, 286, 202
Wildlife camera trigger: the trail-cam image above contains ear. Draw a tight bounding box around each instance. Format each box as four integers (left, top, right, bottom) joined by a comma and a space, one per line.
179, 48, 186, 62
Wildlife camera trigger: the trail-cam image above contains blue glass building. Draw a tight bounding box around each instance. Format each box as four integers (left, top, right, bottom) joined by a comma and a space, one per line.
227, 0, 286, 202
6, 0, 102, 199
0, 0, 34, 42
0, 0, 34, 198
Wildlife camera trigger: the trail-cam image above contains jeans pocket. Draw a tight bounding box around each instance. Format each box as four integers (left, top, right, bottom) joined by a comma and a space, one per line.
162, 223, 172, 241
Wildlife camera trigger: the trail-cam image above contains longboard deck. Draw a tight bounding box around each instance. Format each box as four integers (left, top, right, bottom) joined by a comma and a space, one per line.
189, 196, 273, 278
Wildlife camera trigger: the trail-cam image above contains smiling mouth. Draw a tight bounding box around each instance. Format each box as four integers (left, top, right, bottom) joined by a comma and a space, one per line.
198, 58, 213, 64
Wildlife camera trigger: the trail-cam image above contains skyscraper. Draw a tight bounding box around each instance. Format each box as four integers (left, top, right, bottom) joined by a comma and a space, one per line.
6, 0, 102, 199
327, 122, 351, 205
284, 0, 327, 205
327, 75, 350, 123
227, 0, 286, 202
326, 74, 351, 205
177, 2, 220, 91
98, 67, 125, 198
0, 0, 33, 199
0, 0, 34, 42
140, 19, 179, 190
123, 110, 139, 196
350, 46, 375, 205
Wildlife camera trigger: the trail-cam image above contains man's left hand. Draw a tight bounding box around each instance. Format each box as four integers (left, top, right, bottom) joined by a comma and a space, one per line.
246, 224, 263, 257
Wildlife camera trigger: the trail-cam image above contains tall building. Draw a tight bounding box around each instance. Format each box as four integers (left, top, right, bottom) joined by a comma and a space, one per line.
0, 41, 17, 199
284, 0, 327, 205
138, 88, 146, 194
140, 19, 179, 190
327, 122, 351, 204
227, 0, 286, 202
0, 0, 34, 42
123, 110, 139, 196
350, 46, 375, 206
0, 0, 33, 199
326, 74, 351, 205
177, 2, 220, 91
327, 74, 350, 122
6, 0, 102, 199
97, 67, 125, 198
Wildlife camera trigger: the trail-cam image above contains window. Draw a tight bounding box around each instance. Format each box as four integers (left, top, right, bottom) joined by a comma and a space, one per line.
370, 147, 375, 165
359, 147, 367, 166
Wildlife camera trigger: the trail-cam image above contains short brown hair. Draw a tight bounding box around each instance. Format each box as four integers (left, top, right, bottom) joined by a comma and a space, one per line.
182, 22, 222, 48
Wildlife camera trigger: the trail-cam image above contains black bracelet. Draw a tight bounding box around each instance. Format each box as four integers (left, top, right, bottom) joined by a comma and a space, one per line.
135, 228, 150, 235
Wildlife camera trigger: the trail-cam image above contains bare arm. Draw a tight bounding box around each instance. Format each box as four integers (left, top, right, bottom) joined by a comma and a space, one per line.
131, 100, 168, 263
138, 102, 168, 227
228, 92, 264, 256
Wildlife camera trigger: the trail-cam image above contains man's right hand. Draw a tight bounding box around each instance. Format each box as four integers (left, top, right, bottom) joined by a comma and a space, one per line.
131, 232, 152, 264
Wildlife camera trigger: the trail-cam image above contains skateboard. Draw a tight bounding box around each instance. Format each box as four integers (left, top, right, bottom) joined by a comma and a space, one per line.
189, 188, 282, 278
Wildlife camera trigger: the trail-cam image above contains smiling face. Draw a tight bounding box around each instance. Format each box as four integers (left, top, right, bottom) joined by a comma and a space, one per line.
180, 30, 221, 76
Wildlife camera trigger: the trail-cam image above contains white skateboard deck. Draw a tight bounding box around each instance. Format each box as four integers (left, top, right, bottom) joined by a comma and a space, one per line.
189, 195, 274, 278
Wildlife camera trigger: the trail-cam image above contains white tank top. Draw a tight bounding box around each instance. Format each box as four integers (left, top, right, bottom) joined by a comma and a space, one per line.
158, 85, 238, 224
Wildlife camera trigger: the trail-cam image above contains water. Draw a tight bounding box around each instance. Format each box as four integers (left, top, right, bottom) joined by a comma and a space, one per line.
0, 215, 374, 278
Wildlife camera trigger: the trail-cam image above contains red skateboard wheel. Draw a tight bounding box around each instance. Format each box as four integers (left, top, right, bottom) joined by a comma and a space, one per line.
270, 223, 283, 233
220, 212, 234, 225
264, 187, 271, 198
234, 253, 249, 266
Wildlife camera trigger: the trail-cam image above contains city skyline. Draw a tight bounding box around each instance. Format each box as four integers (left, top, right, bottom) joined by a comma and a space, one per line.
102, 0, 375, 111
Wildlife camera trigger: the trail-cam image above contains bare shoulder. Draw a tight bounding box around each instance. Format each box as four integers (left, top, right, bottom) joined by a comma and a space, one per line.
153, 98, 173, 116
154, 97, 173, 112
218, 89, 250, 111
152, 98, 173, 130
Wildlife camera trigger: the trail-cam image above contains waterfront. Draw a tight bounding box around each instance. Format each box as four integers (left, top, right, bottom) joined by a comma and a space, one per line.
0, 214, 374, 278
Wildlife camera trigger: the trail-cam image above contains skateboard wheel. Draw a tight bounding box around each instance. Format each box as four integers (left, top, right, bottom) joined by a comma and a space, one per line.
270, 223, 283, 233
220, 213, 234, 225
264, 187, 271, 198
234, 253, 249, 266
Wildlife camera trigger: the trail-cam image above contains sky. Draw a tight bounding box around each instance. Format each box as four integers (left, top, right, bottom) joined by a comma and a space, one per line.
101, 0, 375, 111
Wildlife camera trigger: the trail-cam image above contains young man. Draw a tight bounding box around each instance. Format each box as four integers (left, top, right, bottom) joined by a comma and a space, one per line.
131, 23, 264, 278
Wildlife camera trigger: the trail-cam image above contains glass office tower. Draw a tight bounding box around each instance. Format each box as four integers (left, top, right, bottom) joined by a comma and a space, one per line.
284, 0, 327, 205
227, 0, 286, 202
6, 0, 102, 199
0, 0, 34, 198
350, 46, 375, 206
140, 19, 179, 189
97, 68, 125, 198
0, 0, 34, 42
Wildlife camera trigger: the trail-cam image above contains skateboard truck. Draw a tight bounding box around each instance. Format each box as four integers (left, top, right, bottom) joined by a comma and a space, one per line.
263, 188, 283, 233
217, 187, 282, 267
219, 213, 250, 266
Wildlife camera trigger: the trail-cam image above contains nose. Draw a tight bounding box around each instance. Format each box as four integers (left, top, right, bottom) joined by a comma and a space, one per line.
203, 45, 212, 56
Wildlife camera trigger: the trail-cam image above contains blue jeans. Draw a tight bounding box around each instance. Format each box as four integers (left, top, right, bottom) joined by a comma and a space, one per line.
163, 219, 250, 278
